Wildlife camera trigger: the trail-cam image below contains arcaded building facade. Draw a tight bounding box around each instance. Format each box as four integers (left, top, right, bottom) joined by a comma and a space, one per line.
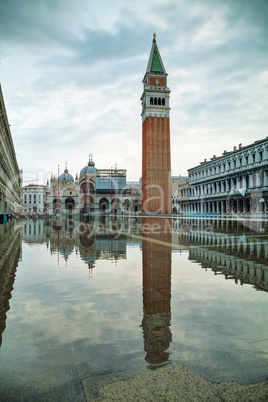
0, 84, 22, 219
179, 137, 268, 215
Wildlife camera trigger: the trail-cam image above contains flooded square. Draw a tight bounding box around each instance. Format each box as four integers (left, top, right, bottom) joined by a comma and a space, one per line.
0, 217, 267, 400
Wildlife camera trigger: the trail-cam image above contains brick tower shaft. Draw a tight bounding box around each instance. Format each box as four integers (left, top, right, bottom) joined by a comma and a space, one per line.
141, 35, 171, 213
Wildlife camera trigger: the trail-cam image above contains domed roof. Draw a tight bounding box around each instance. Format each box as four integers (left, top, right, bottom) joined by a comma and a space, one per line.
80, 157, 97, 178
60, 168, 74, 183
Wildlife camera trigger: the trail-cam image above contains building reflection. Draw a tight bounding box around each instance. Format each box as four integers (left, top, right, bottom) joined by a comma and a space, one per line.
23, 218, 47, 244
21, 217, 268, 291
172, 218, 268, 291
0, 222, 22, 347
22, 217, 130, 274
141, 218, 172, 369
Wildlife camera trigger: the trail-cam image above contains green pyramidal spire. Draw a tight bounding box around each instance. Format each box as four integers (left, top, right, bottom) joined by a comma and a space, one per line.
146, 34, 166, 74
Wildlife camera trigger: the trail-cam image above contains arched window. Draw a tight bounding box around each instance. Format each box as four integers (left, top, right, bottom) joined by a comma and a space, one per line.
162, 98, 165, 105
261, 172, 265, 186
154, 97, 157, 105
158, 98, 161, 105
246, 175, 250, 188
150, 97, 153, 105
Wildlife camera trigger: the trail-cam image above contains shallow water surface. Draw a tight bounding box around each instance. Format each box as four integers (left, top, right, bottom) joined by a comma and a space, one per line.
0, 217, 267, 400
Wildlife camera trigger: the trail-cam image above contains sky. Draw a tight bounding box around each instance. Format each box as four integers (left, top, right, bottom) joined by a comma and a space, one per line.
0, 0, 267, 185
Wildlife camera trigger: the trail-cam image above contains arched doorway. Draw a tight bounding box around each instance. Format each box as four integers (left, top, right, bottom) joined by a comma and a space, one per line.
238, 199, 243, 213
53, 199, 62, 214
99, 198, 109, 213
233, 200, 237, 214
65, 198, 75, 215
81, 195, 94, 215
124, 199, 130, 213
173, 207, 177, 214
245, 198, 251, 213
112, 198, 120, 214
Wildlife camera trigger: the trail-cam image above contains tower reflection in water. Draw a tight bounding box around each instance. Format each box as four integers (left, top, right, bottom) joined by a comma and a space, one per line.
141, 218, 172, 369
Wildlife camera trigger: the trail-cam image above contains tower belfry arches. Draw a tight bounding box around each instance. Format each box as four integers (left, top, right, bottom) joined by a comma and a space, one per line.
141, 35, 172, 214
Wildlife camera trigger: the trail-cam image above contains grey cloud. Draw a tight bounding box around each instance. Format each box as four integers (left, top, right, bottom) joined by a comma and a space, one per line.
0, 0, 81, 47
1, 0, 267, 182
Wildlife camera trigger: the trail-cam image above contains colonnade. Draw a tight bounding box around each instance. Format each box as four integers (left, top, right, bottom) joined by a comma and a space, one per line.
183, 170, 268, 199
180, 196, 268, 215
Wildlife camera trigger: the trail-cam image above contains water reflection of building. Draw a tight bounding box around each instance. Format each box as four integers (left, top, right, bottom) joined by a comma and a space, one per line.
23, 218, 129, 272
174, 219, 268, 292
141, 218, 172, 369
79, 220, 128, 269
23, 218, 47, 244
0, 222, 22, 346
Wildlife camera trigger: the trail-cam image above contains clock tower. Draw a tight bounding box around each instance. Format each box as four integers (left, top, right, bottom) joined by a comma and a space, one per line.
141, 34, 171, 213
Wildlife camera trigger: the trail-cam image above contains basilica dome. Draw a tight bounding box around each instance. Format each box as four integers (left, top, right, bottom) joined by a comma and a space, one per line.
59, 168, 74, 183
80, 159, 96, 179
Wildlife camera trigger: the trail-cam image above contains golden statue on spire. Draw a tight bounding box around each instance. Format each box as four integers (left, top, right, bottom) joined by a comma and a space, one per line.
153, 33, 156, 39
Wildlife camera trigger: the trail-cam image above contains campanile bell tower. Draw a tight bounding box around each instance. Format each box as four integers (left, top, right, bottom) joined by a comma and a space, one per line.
141, 34, 171, 213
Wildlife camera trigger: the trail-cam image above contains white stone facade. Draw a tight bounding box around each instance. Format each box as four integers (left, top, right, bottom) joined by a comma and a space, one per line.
178, 137, 268, 215
22, 185, 46, 214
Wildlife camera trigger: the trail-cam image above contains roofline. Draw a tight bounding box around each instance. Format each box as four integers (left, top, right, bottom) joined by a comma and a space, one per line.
23, 184, 46, 188
145, 37, 166, 76
188, 137, 268, 172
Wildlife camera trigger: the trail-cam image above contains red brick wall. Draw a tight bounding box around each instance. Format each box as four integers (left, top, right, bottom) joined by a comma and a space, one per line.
142, 116, 172, 213
148, 76, 166, 87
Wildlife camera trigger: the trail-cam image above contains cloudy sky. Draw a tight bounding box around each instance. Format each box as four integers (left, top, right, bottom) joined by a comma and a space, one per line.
0, 0, 267, 185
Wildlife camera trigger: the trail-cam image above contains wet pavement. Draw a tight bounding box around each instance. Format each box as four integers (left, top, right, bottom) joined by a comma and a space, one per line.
0, 217, 267, 400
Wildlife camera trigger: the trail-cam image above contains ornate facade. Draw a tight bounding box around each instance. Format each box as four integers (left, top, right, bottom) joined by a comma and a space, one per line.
0, 85, 22, 220
178, 138, 268, 216
45, 157, 141, 217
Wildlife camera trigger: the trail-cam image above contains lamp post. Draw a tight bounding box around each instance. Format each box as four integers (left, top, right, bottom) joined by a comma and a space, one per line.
111, 166, 113, 214
85, 166, 87, 219
57, 165, 60, 216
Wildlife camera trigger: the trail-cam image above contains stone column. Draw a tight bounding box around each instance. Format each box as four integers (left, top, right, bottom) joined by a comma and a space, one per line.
256, 172, 261, 187
230, 199, 233, 214
256, 197, 260, 213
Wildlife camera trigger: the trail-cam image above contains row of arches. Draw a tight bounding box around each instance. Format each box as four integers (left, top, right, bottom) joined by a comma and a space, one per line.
150, 97, 165, 106
179, 197, 267, 215
183, 171, 267, 198
51, 197, 137, 215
